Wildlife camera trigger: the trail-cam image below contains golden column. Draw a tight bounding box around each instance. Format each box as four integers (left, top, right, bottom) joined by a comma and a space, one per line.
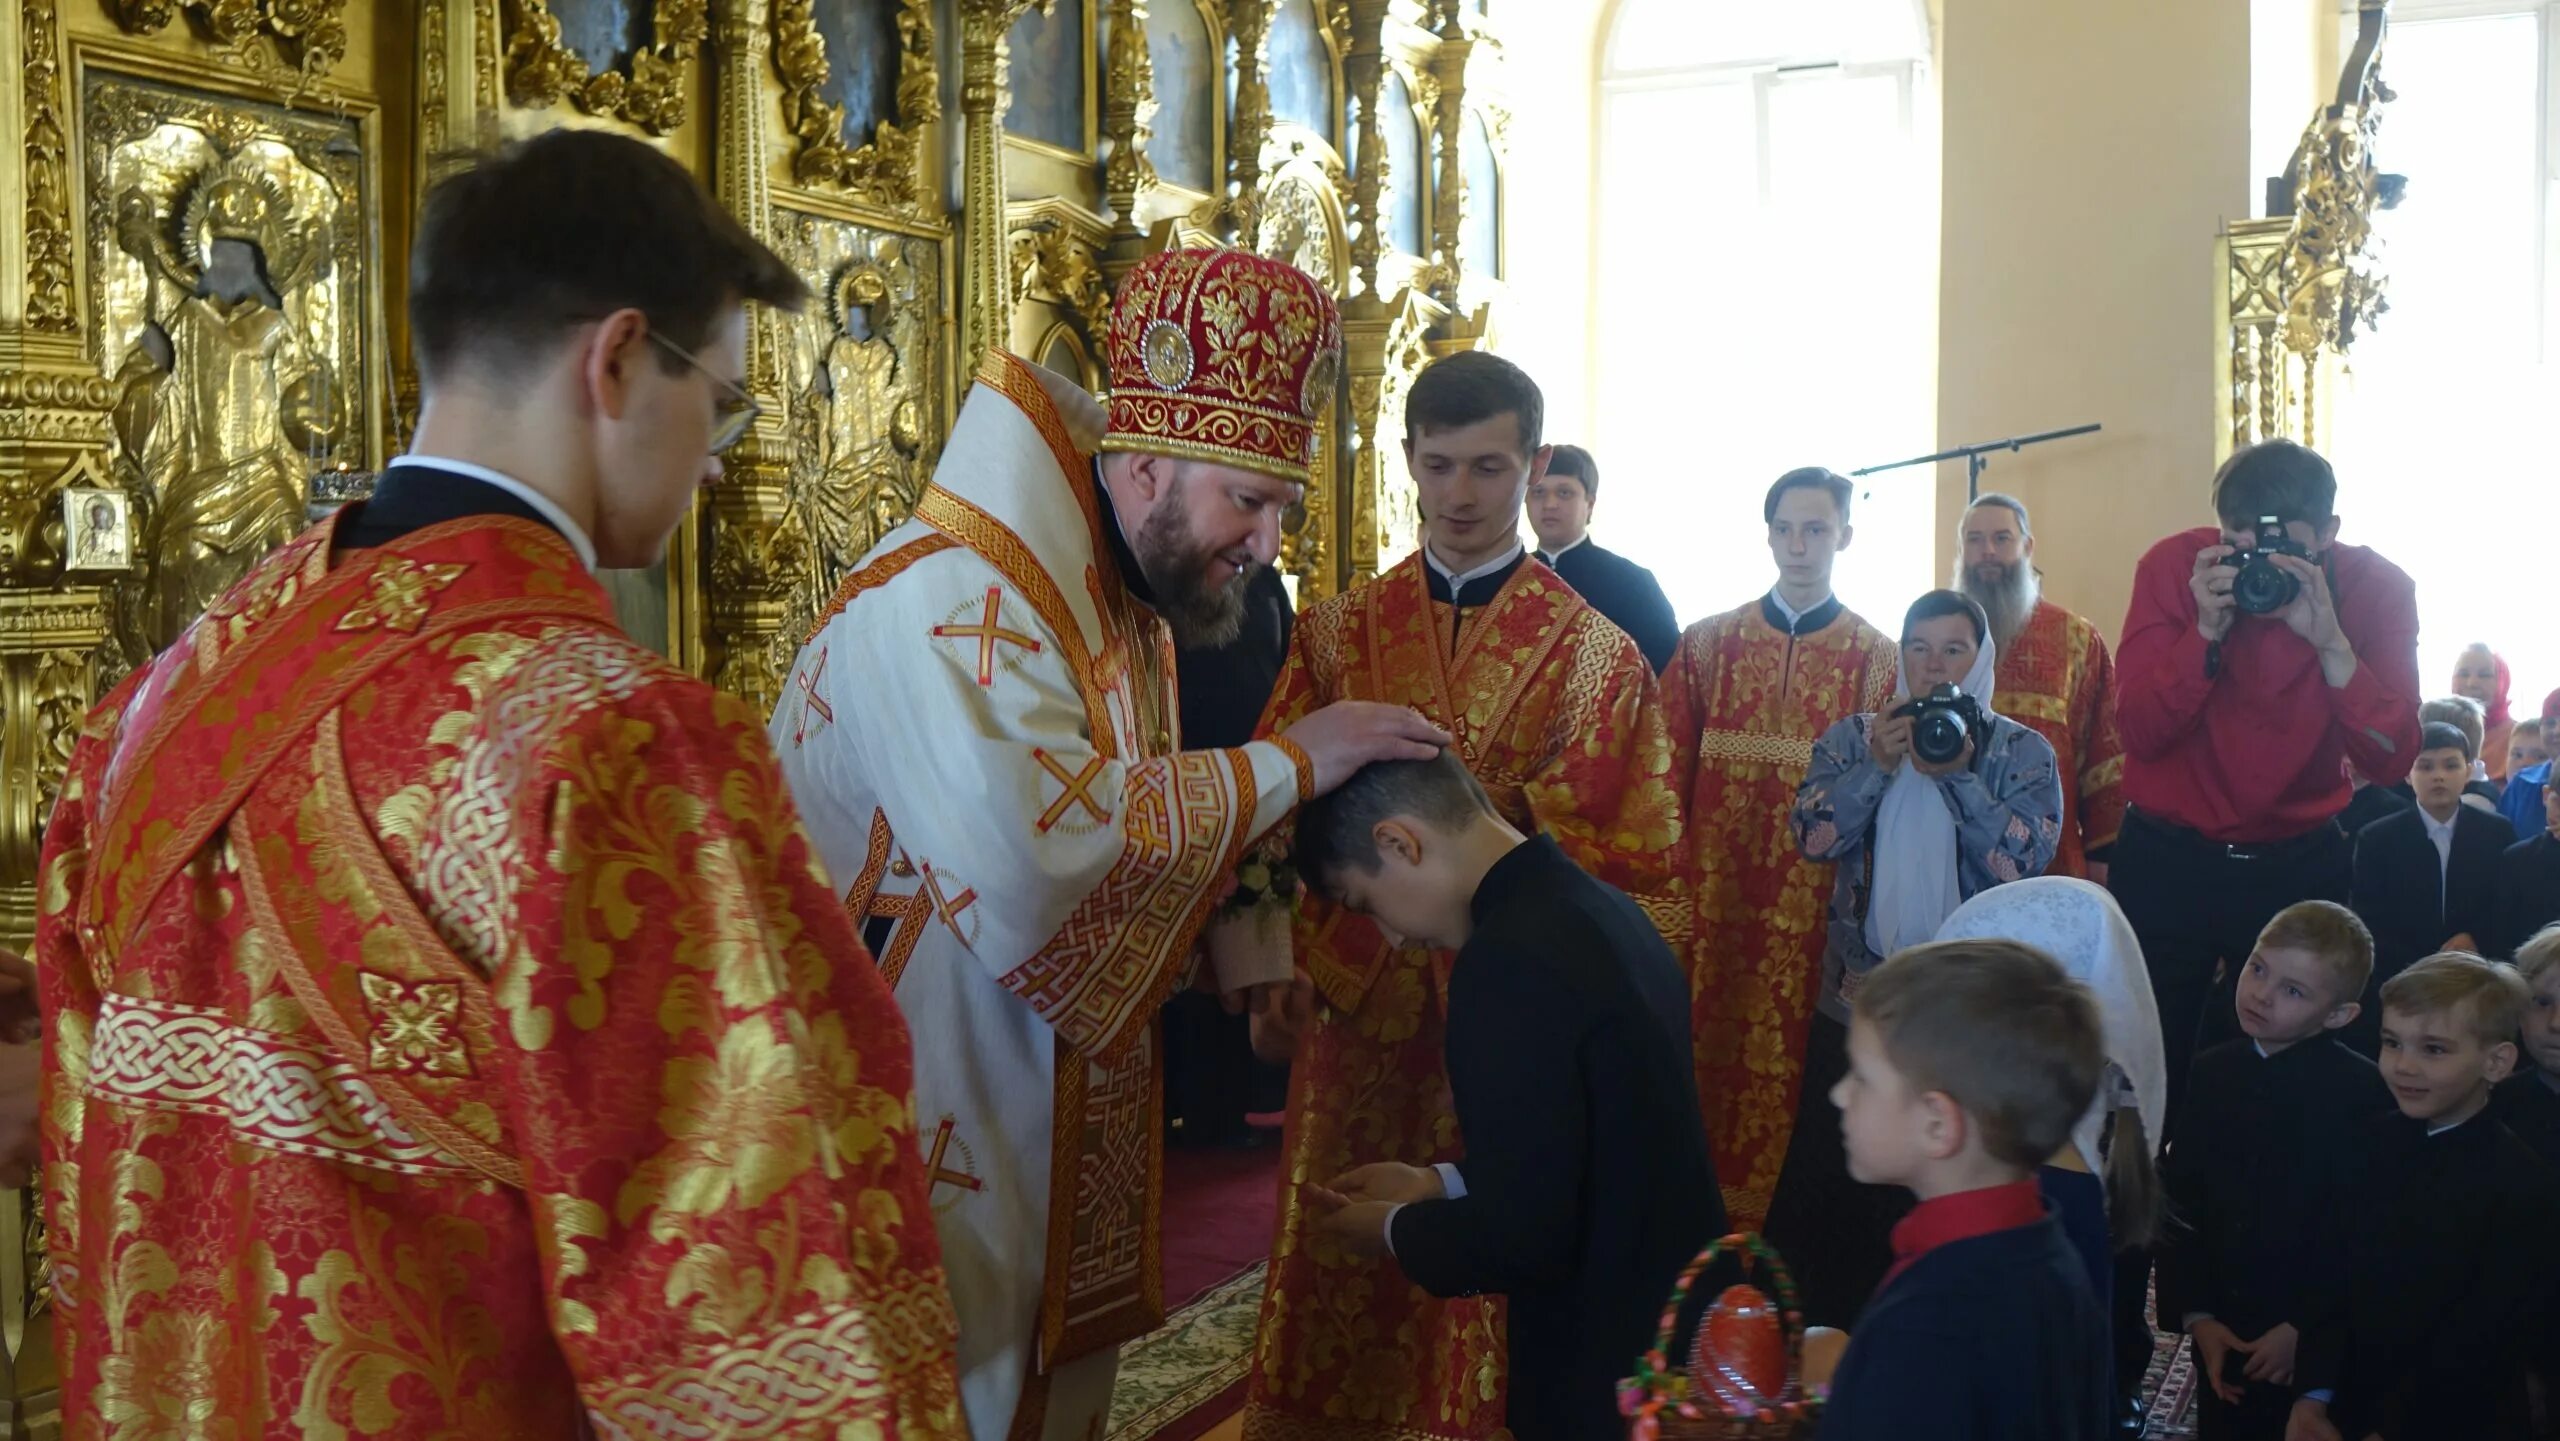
1422, 15, 1469, 310
1224, 0, 1277, 245
1099, 0, 1159, 268
958, 0, 1044, 375
701, 0, 800, 713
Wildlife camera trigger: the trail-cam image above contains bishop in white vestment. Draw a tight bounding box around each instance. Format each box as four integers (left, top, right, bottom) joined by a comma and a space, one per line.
776, 250, 1418, 1441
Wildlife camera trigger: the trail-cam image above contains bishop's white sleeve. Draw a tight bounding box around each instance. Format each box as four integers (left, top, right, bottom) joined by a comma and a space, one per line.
785, 547, 1302, 1062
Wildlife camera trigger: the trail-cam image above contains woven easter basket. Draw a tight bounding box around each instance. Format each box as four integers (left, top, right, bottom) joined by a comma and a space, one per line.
1617, 1232, 1822, 1441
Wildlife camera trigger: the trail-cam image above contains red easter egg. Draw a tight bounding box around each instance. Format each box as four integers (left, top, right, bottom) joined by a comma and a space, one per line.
1698, 1283, 1788, 1415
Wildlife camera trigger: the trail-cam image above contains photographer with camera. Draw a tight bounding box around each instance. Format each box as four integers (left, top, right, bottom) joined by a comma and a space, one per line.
1763, 588, 2064, 1325
2112, 439, 2420, 1140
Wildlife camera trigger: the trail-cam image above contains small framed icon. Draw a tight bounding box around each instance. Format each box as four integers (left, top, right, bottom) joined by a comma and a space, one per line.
62, 487, 134, 572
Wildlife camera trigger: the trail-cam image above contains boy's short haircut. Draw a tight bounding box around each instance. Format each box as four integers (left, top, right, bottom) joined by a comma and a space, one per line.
2418, 719, 2476, 765
1292, 748, 1497, 886
2419, 697, 2484, 759
1763, 467, 1855, 525
2379, 951, 2530, 1047
1853, 939, 2103, 1170
2514, 925, 2560, 986
2255, 900, 2375, 1003
2519, 718, 2546, 743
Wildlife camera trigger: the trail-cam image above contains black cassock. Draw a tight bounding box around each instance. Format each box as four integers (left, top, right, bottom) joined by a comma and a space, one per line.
2294, 1108, 2560, 1441
1386, 835, 1722, 1441
1538, 540, 1681, 674
1163, 564, 1295, 1145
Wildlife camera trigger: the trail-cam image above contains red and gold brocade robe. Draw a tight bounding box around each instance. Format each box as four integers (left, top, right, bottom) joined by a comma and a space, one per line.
1994, 598, 2126, 879
1241, 555, 1685, 1441
35, 513, 961, 1440
1661, 597, 1897, 1228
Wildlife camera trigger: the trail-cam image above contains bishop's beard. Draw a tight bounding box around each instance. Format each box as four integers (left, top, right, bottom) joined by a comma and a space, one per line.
1958, 558, 2040, 652
1134, 492, 1252, 649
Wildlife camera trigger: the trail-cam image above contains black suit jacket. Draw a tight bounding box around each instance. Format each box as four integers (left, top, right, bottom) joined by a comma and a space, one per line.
1388, 836, 1723, 1441
2352, 804, 2508, 979
2296, 1111, 2560, 1441
1538, 540, 1679, 673
2492, 832, 2560, 960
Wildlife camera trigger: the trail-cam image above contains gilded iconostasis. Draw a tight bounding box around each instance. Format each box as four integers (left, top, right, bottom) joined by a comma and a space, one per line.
0, 0, 1510, 1426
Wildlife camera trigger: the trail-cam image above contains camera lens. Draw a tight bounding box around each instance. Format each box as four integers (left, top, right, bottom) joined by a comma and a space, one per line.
2232, 554, 2299, 616
1913, 709, 1967, 766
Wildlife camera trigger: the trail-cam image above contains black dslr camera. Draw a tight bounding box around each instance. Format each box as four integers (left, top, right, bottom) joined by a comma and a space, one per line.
1892, 684, 1992, 766
2231, 515, 2310, 616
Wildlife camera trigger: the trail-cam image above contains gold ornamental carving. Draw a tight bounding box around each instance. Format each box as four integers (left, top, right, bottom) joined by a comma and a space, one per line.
105, 0, 352, 76
1011, 204, 1113, 347
87, 77, 372, 658
2273, 0, 2399, 360
957, 0, 1047, 377
1338, 0, 1389, 300
775, 0, 941, 215
1098, 0, 1159, 250
19, 0, 77, 335
502, 0, 707, 135
1223, 0, 1276, 242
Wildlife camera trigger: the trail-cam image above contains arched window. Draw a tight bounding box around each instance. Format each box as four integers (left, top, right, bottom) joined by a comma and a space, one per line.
1592, 0, 1936, 628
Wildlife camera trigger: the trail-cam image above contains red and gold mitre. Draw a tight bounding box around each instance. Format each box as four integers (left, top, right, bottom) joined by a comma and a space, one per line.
1097, 248, 1344, 484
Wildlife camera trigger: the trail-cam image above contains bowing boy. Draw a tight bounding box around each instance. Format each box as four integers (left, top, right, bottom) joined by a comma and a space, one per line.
1299, 750, 1722, 1441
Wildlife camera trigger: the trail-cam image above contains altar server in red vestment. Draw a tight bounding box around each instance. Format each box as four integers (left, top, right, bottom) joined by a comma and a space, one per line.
1661, 467, 1899, 1227
1241, 352, 1688, 1441
1955, 493, 2127, 882
35, 131, 965, 1438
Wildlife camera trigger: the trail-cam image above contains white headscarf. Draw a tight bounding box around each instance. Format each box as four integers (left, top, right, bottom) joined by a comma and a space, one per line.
1862, 632, 1999, 961
1932, 877, 2167, 1177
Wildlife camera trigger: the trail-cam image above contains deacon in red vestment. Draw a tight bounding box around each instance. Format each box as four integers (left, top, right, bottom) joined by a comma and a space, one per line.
35, 132, 962, 1439
1956, 495, 2126, 880
1242, 354, 1687, 1441
1662, 469, 1897, 1228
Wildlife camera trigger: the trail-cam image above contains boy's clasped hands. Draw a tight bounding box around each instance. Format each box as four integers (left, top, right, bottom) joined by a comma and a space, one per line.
1302, 1162, 1446, 1259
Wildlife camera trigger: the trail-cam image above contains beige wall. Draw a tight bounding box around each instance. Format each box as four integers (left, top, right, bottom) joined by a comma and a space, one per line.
1935, 0, 2260, 640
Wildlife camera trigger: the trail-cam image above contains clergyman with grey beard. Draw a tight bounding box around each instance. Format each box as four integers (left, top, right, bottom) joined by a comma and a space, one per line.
1953, 493, 2127, 887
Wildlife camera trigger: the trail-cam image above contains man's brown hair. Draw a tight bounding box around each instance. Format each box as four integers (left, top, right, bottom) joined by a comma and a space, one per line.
410, 129, 805, 385
2381, 951, 2529, 1047
1854, 939, 2103, 1170
2255, 900, 2375, 1003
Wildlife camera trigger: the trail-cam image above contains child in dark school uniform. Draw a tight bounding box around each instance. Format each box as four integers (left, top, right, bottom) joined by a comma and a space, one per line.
2290, 953, 2560, 1441
2156, 901, 2389, 1440
1816, 939, 2109, 1441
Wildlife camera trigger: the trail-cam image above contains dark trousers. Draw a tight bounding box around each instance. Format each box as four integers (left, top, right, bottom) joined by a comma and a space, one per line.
2107, 807, 2352, 1141
2195, 1376, 2296, 1440
1762, 1014, 1913, 1329
1161, 991, 1284, 1146
2108, 807, 2350, 1415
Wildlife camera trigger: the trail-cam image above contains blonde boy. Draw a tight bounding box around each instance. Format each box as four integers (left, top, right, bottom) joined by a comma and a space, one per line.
1818, 940, 2110, 1441
2492, 925, 2560, 1166
2289, 954, 2560, 1441
2159, 901, 2391, 1440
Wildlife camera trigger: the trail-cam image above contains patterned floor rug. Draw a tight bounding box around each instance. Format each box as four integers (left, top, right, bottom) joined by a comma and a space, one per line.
1105, 1263, 1265, 1441
2138, 1327, 2198, 1440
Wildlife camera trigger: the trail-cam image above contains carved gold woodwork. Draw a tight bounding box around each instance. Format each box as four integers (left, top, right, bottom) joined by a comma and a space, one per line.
502, 0, 707, 134
1249, 143, 1347, 596
1224, 0, 1275, 243
958, 0, 1047, 377
2218, 1, 2394, 459
2275, 0, 2395, 361
86, 76, 374, 658
776, 0, 940, 215
1099, 0, 1159, 253
1338, 0, 1388, 299
1010, 197, 1113, 354
105, 0, 350, 79
1340, 283, 1441, 585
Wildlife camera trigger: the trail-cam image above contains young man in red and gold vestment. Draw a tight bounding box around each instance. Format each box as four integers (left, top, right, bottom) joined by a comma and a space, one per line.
1955, 493, 2126, 882
34, 132, 965, 1438
1241, 353, 1690, 1441
1661, 468, 1899, 1229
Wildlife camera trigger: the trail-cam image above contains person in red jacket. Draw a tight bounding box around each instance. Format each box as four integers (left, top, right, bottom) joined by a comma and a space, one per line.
2109, 439, 2421, 1138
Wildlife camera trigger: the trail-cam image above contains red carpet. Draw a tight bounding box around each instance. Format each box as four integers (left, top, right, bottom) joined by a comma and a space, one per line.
1160, 1136, 1281, 1307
